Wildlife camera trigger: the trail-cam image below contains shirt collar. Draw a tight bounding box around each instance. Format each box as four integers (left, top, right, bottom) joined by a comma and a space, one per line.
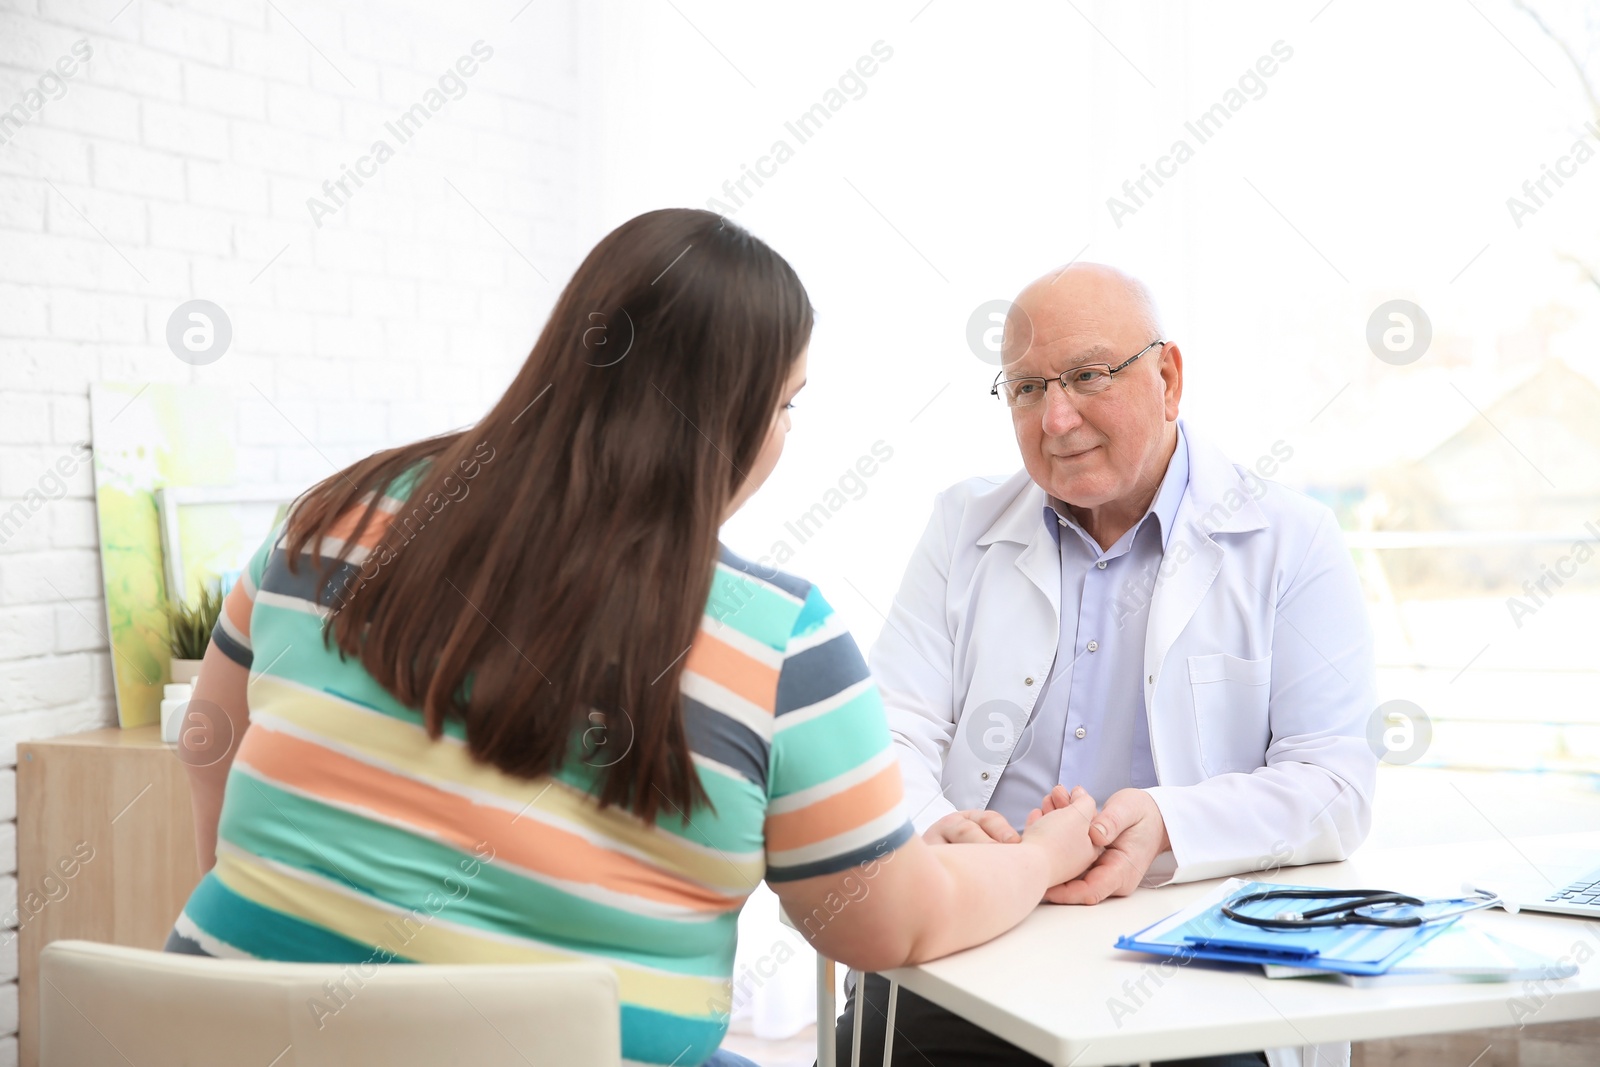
1042, 422, 1190, 552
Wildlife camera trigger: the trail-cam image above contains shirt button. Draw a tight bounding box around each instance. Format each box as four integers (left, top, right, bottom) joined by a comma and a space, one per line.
980, 771, 990, 780
1087, 640, 1099, 652
1096, 561, 1107, 569
1024, 676, 1034, 686
1074, 727, 1087, 739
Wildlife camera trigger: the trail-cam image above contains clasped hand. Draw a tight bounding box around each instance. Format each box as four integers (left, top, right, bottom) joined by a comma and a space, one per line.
921, 785, 1171, 904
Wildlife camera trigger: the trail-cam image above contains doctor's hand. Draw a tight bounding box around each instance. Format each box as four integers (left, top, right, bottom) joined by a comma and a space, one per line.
1029, 787, 1170, 905
922, 809, 1021, 845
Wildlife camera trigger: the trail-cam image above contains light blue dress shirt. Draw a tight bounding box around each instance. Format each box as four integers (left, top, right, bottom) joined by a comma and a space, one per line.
988, 425, 1191, 829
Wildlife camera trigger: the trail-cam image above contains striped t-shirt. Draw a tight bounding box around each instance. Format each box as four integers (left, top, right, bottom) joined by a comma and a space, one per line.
167, 485, 913, 1066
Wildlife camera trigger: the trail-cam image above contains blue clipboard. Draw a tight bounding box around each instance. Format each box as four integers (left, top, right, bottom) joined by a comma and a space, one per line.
1114, 879, 1461, 977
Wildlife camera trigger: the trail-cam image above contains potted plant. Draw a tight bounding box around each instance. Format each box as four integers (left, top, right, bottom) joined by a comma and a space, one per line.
164, 580, 223, 685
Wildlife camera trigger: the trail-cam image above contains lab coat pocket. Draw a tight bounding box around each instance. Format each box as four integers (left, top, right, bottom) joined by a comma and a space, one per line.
1187, 653, 1272, 776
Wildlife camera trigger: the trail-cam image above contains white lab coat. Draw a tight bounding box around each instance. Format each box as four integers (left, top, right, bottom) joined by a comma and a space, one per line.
871, 422, 1375, 1067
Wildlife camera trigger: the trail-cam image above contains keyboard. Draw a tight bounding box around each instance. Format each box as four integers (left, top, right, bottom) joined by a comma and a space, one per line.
1542, 867, 1600, 908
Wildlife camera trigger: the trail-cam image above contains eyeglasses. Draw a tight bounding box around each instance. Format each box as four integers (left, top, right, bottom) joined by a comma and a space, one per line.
991, 339, 1167, 408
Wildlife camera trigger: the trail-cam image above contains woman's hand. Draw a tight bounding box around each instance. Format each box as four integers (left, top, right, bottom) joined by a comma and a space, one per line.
1019, 786, 1102, 890
1042, 787, 1172, 905
922, 809, 1021, 845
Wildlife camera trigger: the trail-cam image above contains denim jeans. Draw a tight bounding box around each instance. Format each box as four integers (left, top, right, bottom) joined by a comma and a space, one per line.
705, 1049, 763, 1067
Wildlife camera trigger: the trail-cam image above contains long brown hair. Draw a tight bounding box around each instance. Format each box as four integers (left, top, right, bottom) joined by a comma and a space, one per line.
284, 209, 813, 821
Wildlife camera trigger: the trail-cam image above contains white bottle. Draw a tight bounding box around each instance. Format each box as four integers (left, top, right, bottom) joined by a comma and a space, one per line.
160, 683, 193, 744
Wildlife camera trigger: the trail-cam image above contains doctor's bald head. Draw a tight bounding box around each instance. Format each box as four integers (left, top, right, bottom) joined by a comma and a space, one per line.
1002, 264, 1163, 362
996, 263, 1183, 545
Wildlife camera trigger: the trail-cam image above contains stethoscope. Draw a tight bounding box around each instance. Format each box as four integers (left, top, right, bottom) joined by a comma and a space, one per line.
1220, 887, 1512, 930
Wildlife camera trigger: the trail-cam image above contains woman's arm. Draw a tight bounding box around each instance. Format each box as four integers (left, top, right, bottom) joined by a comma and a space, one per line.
772, 789, 1101, 972
181, 640, 253, 872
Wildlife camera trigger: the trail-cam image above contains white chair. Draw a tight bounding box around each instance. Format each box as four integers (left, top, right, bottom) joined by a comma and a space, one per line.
39, 940, 620, 1066
819, 961, 901, 1067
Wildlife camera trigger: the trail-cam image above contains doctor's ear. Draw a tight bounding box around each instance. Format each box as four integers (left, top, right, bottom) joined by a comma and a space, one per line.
1159, 342, 1183, 419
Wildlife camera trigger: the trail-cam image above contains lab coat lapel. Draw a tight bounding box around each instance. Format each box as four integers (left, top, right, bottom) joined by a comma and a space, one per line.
1013, 524, 1061, 616
1144, 425, 1269, 691
1144, 526, 1223, 691
977, 477, 1061, 617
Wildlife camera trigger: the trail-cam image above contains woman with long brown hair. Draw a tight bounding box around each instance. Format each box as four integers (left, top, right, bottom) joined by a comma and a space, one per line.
169, 208, 1101, 1066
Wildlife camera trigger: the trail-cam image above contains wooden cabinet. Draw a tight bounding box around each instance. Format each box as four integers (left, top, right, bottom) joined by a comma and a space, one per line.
16, 726, 201, 1067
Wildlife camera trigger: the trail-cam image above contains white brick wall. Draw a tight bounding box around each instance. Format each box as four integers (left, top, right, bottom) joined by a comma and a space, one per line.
0, 0, 583, 1043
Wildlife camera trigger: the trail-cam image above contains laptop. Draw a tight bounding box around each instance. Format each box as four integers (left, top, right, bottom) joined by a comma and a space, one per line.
1516, 864, 1600, 917
1471, 855, 1600, 919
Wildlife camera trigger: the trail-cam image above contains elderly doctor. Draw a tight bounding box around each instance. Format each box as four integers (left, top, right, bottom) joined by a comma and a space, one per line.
835, 264, 1377, 1067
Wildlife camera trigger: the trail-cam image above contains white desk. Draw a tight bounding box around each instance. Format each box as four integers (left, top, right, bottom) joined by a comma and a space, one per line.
818, 832, 1600, 1067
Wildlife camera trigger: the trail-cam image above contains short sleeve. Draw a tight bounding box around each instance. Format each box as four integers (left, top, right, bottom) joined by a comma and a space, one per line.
763, 585, 914, 883
209, 522, 282, 669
